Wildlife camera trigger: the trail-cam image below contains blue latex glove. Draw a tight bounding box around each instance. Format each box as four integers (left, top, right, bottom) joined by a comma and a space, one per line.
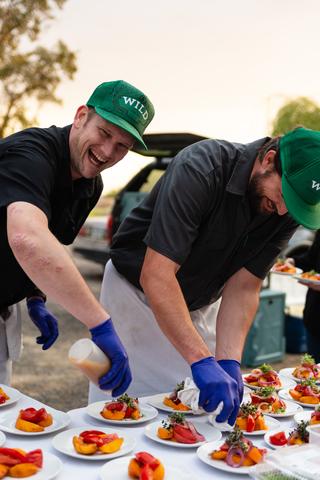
191, 356, 239, 425
26, 298, 59, 350
218, 359, 244, 403
90, 319, 132, 397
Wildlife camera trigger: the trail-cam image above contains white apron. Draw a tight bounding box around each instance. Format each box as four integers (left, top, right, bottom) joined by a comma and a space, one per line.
0, 303, 22, 385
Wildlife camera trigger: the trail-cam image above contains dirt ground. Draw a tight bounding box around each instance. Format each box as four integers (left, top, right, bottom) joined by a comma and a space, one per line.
11, 254, 303, 412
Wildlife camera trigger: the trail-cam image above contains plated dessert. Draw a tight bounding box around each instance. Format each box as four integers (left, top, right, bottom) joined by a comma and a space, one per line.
0, 447, 42, 478
128, 451, 165, 480
163, 382, 190, 411
15, 407, 53, 432
249, 387, 286, 414
157, 413, 205, 444
292, 354, 320, 381
0, 389, 9, 406
235, 402, 268, 433
268, 420, 310, 447
72, 429, 123, 456
272, 259, 297, 274
289, 379, 320, 405
243, 364, 282, 389
101, 394, 142, 421
210, 427, 267, 468
300, 270, 320, 281
310, 405, 320, 424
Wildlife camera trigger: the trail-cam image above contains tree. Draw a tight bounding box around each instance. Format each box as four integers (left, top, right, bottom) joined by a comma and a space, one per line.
271, 97, 320, 136
0, 0, 77, 137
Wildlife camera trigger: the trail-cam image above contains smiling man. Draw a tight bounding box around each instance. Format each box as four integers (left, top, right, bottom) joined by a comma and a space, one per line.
0, 80, 154, 390
92, 127, 320, 427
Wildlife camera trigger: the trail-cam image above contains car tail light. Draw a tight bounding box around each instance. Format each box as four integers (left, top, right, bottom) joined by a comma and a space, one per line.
106, 215, 113, 243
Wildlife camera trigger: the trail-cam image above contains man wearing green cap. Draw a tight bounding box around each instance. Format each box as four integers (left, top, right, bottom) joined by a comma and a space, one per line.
0, 80, 155, 393
92, 126, 320, 425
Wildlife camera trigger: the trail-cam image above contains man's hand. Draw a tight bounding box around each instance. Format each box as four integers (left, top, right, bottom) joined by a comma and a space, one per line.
191, 356, 240, 425
90, 319, 132, 397
218, 359, 244, 403
27, 298, 59, 350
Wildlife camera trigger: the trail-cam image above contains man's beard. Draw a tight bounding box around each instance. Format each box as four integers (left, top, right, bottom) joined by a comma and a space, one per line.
247, 171, 274, 216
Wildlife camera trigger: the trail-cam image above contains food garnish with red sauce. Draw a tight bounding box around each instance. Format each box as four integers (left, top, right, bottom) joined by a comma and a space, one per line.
128, 451, 165, 480
272, 258, 296, 274
269, 420, 310, 447
250, 386, 286, 414
0, 388, 9, 405
210, 426, 267, 468
100, 393, 142, 421
157, 412, 205, 444
292, 354, 320, 381
244, 364, 282, 388
289, 378, 320, 404
310, 405, 320, 425
0, 447, 42, 478
15, 407, 53, 432
163, 381, 190, 411
235, 402, 268, 432
72, 429, 123, 455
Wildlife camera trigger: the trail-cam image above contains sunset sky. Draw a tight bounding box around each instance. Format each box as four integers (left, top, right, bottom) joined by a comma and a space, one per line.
37, 0, 320, 192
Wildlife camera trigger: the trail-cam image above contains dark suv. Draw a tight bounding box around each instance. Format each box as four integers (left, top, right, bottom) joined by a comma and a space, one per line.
72, 132, 207, 266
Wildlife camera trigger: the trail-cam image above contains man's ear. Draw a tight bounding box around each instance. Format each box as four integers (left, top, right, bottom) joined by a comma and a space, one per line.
73, 105, 90, 128
261, 149, 277, 172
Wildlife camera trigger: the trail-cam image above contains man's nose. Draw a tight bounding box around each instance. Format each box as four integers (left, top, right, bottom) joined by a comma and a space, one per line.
102, 140, 116, 159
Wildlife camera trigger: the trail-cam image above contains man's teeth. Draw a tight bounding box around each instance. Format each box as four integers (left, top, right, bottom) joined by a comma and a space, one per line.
90, 150, 106, 165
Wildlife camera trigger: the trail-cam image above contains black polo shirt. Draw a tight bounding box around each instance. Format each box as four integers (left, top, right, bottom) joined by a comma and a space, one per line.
0, 125, 103, 308
110, 137, 298, 311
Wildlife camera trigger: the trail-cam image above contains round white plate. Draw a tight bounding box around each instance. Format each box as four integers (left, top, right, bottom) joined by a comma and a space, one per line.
279, 367, 320, 384
144, 420, 221, 448
279, 388, 320, 408
146, 393, 202, 415
0, 430, 5, 446
52, 426, 135, 461
236, 415, 280, 435
264, 428, 293, 449
0, 405, 70, 435
271, 267, 302, 276
0, 384, 22, 408
242, 374, 296, 391
294, 410, 314, 424
99, 456, 192, 480
293, 273, 320, 285
30, 452, 62, 480
242, 394, 303, 418
86, 401, 158, 425
197, 440, 268, 475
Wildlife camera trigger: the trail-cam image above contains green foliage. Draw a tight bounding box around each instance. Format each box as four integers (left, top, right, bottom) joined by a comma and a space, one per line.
271, 97, 320, 136
0, 0, 77, 137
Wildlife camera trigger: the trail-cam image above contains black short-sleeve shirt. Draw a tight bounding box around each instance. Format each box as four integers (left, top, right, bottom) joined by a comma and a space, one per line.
110, 138, 297, 311
0, 125, 103, 308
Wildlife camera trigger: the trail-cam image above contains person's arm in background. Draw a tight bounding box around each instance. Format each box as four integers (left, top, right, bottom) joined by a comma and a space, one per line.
7, 201, 131, 395
140, 246, 239, 425
292, 230, 320, 292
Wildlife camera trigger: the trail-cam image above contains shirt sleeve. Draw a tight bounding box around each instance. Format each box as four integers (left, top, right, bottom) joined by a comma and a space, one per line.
0, 143, 56, 219
144, 158, 214, 265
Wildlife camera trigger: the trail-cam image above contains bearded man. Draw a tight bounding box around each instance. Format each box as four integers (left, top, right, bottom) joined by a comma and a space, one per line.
91, 127, 320, 426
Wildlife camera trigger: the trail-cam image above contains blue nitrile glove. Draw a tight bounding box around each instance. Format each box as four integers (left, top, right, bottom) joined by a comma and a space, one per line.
191, 356, 240, 426
90, 319, 132, 397
26, 298, 59, 350
218, 359, 244, 403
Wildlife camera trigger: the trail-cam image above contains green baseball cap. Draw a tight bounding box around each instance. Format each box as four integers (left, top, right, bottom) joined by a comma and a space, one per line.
86, 80, 155, 149
280, 127, 320, 229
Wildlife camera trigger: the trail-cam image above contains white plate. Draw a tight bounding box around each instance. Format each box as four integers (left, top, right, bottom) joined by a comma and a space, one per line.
293, 273, 320, 285
146, 393, 202, 414
271, 267, 302, 276
0, 384, 22, 407
279, 367, 320, 384
99, 456, 192, 480
0, 430, 5, 446
279, 388, 320, 408
197, 440, 268, 474
264, 428, 293, 449
294, 410, 314, 424
144, 420, 221, 448
86, 400, 158, 425
237, 415, 280, 435
52, 426, 135, 461
29, 452, 62, 480
242, 374, 296, 391
0, 405, 70, 435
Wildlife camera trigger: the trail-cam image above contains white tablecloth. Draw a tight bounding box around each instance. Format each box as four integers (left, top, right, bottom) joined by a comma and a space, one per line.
0, 392, 298, 479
